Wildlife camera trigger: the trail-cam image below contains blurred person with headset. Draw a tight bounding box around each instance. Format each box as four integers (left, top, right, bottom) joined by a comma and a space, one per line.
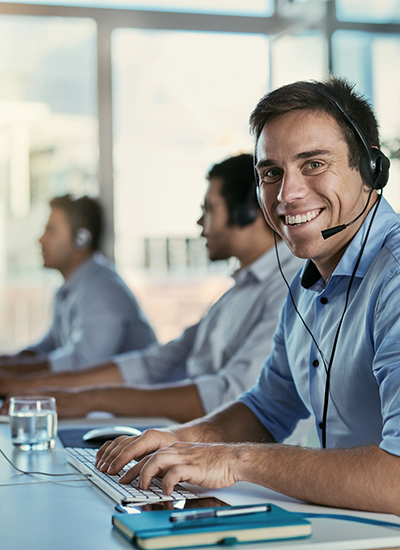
0, 154, 303, 424
92, 76, 400, 516
0, 195, 156, 377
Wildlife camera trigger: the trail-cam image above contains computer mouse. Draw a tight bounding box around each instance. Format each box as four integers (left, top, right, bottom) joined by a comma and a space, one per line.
82, 425, 142, 443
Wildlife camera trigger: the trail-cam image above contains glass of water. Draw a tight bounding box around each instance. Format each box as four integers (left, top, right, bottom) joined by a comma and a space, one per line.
9, 396, 58, 451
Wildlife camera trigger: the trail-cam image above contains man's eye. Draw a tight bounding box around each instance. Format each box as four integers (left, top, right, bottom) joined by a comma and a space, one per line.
260, 169, 281, 183
308, 161, 323, 170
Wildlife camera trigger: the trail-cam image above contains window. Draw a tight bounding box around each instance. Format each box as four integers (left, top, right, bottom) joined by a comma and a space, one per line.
112, 29, 269, 341
336, 0, 400, 23
271, 32, 326, 88
0, 14, 98, 350
333, 31, 400, 211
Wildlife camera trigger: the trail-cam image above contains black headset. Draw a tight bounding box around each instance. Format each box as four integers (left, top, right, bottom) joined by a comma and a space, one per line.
230, 179, 259, 226
307, 84, 390, 190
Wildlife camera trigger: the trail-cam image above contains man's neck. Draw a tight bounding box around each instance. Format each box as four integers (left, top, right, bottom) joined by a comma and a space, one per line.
238, 241, 276, 268
60, 253, 92, 280
238, 230, 277, 268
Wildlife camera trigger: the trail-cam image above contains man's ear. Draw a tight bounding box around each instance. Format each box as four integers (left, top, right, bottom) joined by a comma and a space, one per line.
362, 180, 374, 193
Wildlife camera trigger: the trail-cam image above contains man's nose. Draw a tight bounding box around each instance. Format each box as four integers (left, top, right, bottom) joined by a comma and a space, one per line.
277, 170, 308, 203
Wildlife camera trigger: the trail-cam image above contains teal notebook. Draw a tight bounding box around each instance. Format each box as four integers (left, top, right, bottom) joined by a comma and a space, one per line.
112, 503, 312, 549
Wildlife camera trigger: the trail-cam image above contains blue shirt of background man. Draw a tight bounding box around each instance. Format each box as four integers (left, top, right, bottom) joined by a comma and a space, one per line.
239, 196, 400, 456
26, 254, 157, 372
116, 243, 303, 415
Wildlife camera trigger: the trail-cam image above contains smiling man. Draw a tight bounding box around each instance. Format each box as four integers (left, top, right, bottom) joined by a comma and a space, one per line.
255, 109, 373, 279
1, 154, 302, 422
94, 77, 400, 516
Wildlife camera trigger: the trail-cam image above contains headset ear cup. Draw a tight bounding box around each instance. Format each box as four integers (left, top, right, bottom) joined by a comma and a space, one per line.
231, 181, 259, 226
232, 202, 258, 226
372, 149, 390, 190
74, 228, 92, 250
360, 149, 390, 190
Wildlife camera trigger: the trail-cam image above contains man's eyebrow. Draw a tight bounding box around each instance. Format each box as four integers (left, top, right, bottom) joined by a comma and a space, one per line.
295, 149, 331, 160
255, 159, 275, 170
256, 149, 332, 170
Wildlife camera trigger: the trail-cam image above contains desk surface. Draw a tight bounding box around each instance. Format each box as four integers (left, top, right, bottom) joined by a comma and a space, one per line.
1, 417, 400, 550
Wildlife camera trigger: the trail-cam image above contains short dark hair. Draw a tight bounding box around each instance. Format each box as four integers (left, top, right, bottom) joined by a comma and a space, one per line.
207, 153, 260, 226
49, 194, 103, 251
249, 75, 380, 171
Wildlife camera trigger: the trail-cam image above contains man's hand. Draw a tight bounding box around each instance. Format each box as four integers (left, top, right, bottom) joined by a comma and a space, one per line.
0, 350, 36, 364
0, 370, 25, 398
0, 355, 19, 365
0, 356, 51, 397
95, 428, 246, 496
95, 429, 180, 474
0, 387, 91, 417
0, 354, 49, 375
122, 441, 244, 495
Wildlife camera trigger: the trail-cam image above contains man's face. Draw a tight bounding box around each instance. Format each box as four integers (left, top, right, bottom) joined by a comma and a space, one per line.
256, 109, 371, 279
39, 208, 77, 272
197, 177, 238, 262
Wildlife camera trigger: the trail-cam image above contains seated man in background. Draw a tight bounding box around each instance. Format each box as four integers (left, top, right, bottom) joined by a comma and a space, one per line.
0, 154, 303, 423
0, 195, 156, 375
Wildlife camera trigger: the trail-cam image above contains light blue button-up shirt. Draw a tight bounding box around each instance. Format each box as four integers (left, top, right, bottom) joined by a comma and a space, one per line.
27, 254, 157, 372
116, 243, 303, 413
239, 197, 400, 456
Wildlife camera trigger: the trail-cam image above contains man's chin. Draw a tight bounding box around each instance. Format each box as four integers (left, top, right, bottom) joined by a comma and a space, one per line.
208, 254, 230, 263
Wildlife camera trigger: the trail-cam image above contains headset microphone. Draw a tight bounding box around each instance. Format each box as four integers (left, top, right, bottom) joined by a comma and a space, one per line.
321, 225, 347, 239
321, 189, 374, 239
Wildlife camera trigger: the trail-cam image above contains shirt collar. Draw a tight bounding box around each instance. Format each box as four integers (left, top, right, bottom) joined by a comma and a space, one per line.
60, 254, 98, 293
301, 196, 400, 289
232, 241, 289, 286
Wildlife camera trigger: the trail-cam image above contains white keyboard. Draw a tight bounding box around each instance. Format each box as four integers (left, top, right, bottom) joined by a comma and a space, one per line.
65, 447, 200, 505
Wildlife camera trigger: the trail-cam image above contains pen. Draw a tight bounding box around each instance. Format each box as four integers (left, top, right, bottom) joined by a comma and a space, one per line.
115, 504, 132, 514
169, 504, 271, 523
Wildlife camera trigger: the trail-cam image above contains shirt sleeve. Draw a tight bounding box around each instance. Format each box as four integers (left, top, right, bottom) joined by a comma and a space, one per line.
238, 308, 311, 443
372, 265, 400, 457
48, 277, 152, 372
116, 324, 199, 384
24, 326, 58, 357
193, 303, 284, 414
194, 261, 302, 415
23, 293, 60, 356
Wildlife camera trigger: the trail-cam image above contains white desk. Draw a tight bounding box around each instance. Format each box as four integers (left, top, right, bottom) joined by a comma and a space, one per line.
1, 417, 400, 550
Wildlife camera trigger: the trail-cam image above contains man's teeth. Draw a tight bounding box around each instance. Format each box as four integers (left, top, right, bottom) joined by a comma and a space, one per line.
286, 210, 319, 226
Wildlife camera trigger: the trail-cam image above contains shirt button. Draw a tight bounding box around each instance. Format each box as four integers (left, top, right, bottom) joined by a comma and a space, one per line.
312, 359, 319, 368
318, 422, 324, 429
320, 297, 328, 304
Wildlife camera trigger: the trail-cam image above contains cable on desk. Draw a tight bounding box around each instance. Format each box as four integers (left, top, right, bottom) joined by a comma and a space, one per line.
0, 480, 92, 487
303, 512, 400, 531
0, 448, 92, 479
